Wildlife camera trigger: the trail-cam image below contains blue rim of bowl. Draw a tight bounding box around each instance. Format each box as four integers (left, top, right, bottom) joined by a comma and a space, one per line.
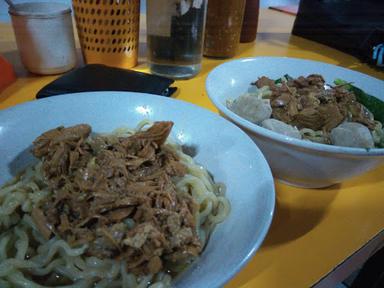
0, 91, 276, 288
206, 56, 384, 157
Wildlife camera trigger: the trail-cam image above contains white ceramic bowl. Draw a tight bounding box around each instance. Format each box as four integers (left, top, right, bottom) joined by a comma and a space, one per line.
206, 57, 384, 188
0, 92, 275, 287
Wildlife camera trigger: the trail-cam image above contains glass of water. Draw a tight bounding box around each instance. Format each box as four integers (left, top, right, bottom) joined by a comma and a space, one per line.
146, 0, 208, 79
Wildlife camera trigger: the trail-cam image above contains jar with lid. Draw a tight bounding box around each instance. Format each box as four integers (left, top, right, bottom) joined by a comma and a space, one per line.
203, 0, 246, 58
146, 0, 208, 79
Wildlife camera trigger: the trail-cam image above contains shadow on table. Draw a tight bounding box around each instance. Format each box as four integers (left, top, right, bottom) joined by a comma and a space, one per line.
263, 182, 340, 247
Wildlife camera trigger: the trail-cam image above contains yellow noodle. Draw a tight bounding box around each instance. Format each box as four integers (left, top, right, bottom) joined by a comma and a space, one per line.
372, 121, 384, 147
300, 128, 330, 144
0, 123, 230, 287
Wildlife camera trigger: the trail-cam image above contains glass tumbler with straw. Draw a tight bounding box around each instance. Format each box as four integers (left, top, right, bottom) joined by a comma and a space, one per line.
146, 0, 208, 79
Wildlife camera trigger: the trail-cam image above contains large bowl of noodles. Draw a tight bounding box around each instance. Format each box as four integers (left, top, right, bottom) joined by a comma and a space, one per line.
0, 92, 275, 288
206, 57, 384, 188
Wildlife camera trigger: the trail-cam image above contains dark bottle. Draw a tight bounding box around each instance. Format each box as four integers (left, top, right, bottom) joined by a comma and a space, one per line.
240, 0, 260, 43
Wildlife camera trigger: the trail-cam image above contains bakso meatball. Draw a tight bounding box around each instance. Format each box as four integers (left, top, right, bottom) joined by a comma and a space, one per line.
228, 94, 272, 124
330, 122, 374, 148
261, 118, 302, 139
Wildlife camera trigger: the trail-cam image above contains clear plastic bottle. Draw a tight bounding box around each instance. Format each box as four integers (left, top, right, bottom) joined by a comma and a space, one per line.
146, 0, 208, 79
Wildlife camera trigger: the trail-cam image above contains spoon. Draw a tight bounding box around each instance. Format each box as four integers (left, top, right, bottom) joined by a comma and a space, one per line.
3, 0, 16, 10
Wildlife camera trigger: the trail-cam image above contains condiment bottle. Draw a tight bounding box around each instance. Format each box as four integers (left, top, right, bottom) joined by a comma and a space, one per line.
240, 0, 260, 43
203, 0, 246, 58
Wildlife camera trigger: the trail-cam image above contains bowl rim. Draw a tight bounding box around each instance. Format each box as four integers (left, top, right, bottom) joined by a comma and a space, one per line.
206, 56, 384, 157
0, 91, 276, 288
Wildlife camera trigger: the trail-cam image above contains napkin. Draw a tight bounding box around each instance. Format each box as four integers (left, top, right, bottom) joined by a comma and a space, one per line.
36, 64, 177, 99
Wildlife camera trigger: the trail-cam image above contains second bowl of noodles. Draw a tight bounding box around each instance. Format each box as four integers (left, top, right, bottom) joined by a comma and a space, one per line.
207, 57, 384, 188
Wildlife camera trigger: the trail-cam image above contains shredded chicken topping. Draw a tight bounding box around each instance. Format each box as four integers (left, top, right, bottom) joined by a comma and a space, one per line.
31, 122, 202, 276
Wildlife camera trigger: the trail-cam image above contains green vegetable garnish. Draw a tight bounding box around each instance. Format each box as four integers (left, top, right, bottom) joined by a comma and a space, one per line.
275, 74, 294, 84
284, 74, 294, 81
334, 79, 384, 125
274, 78, 282, 84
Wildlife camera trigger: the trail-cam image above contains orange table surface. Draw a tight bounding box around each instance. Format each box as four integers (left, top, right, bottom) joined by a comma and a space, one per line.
1, 9, 384, 288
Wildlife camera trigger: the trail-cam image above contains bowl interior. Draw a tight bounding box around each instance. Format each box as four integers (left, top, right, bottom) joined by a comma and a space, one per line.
0, 92, 275, 288
207, 57, 384, 103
